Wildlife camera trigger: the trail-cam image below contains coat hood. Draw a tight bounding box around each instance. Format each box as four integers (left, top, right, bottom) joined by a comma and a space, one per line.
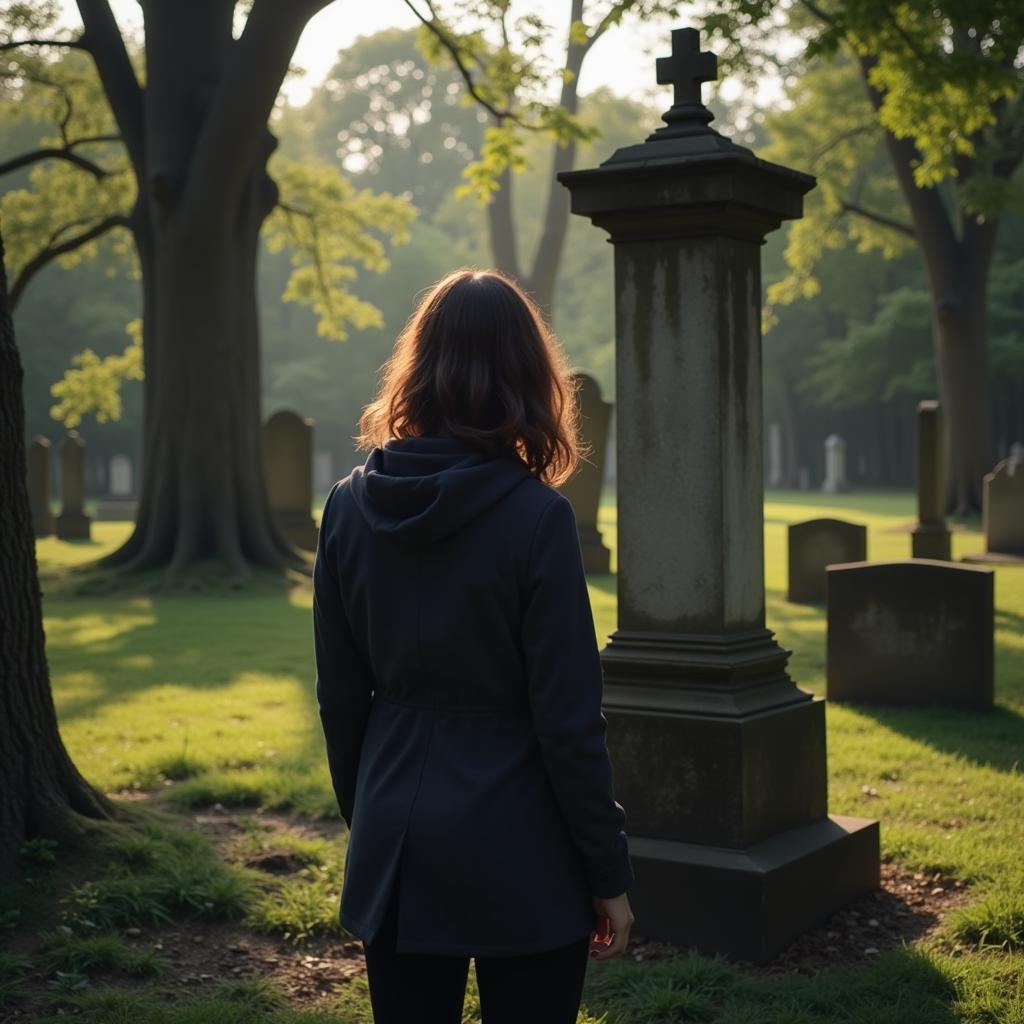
348, 435, 532, 545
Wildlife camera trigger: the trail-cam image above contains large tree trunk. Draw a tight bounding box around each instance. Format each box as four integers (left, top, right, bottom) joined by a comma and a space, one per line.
89, 0, 318, 580
0, 231, 118, 877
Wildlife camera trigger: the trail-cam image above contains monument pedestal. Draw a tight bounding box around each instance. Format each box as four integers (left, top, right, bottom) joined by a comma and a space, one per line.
628, 815, 880, 963
911, 523, 951, 560
55, 509, 92, 540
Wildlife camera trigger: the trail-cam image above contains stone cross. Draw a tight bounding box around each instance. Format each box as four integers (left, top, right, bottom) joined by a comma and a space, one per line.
656, 27, 717, 107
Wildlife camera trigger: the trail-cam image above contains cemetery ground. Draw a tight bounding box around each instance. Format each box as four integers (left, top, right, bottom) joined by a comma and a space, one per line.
3, 493, 1023, 1024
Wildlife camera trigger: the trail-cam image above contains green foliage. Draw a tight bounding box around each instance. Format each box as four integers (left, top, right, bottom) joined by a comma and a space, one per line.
412, 1, 681, 200
49, 321, 142, 427
948, 888, 1024, 951
264, 158, 415, 341
0, 950, 30, 1009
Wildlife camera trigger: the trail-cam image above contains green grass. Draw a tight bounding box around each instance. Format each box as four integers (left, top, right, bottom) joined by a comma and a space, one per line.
13, 491, 1024, 1021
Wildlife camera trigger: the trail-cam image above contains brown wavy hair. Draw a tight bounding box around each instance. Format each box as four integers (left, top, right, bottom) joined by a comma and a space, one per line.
356, 268, 583, 486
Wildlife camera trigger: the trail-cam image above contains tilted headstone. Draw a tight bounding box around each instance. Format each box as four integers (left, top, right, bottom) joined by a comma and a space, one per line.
262, 410, 318, 550
822, 434, 847, 493
28, 436, 54, 537
559, 26, 877, 963
55, 430, 92, 541
788, 518, 867, 604
557, 372, 612, 573
767, 422, 783, 488
911, 400, 951, 560
982, 452, 1024, 557
826, 560, 994, 710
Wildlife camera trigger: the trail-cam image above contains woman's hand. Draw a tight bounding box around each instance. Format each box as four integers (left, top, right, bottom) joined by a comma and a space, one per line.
589, 892, 634, 961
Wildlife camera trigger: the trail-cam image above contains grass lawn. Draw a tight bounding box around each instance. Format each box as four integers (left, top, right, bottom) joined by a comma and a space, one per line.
3, 490, 1022, 1022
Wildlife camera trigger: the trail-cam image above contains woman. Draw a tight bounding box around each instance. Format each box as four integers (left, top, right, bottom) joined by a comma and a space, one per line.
313, 268, 635, 1024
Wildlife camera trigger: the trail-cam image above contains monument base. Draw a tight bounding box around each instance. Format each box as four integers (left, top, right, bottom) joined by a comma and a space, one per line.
579, 525, 611, 574
627, 814, 880, 963
911, 524, 951, 560
94, 499, 138, 522
55, 511, 92, 541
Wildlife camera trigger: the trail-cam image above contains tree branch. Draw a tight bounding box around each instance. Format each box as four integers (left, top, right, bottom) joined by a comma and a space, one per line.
75, 0, 144, 169
9, 213, 129, 311
402, 0, 515, 123
0, 137, 120, 180
186, 0, 332, 219
0, 37, 87, 53
840, 200, 916, 238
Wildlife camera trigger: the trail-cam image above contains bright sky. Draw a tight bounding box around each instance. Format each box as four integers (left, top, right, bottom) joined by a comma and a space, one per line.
56, 1, 749, 110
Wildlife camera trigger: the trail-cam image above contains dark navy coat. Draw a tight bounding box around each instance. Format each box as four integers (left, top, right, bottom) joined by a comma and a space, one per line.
313, 434, 633, 956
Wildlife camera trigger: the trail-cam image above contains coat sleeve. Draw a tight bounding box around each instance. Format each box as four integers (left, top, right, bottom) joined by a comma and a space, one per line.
521, 492, 634, 899
313, 482, 374, 831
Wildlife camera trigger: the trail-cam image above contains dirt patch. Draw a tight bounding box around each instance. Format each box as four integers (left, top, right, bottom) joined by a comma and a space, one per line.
628, 860, 972, 975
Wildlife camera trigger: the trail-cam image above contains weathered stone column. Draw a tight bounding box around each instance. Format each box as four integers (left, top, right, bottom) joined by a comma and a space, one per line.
911, 400, 951, 560
560, 26, 878, 962
55, 430, 92, 541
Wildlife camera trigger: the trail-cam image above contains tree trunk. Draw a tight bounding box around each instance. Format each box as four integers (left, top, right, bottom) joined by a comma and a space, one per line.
0, 231, 118, 877
93, 0, 312, 580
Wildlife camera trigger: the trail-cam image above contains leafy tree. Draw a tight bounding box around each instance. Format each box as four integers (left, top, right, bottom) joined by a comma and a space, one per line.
703, 0, 1024, 513
1, 1, 413, 578
405, 0, 682, 312
0, 225, 119, 876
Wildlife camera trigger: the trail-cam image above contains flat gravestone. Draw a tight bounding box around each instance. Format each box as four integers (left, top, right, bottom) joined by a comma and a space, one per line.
788, 518, 867, 604
826, 560, 994, 710
28, 436, 54, 537
557, 372, 612, 573
984, 455, 1024, 557
262, 410, 318, 550
55, 430, 92, 541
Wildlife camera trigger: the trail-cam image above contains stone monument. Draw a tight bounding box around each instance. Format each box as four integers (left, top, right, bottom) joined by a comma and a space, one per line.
827, 560, 994, 710
559, 26, 878, 962
788, 518, 867, 604
262, 410, 319, 550
981, 452, 1024, 558
911, 400, 951, 560
95, 453, 138, 521
27, 436, 54, 537
557, 372, 613, 573
822, 434, 847, 494
55, 430, 92, 541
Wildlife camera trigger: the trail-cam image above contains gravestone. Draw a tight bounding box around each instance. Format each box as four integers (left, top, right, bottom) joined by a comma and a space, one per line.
559, 26, 878, 963
911, 400, 951, 560
55, 430, 92, 541
799, 466, 810, 490
262, 410, 318, 550
827, 561, 994, 710
822, 434, 847, 493
767, 422, 783, 488
557, 372, 612, 573
28, 436, 54, 537
95, 454, 138, 521
982, 452, 1024, 557
788, 519, 867, 604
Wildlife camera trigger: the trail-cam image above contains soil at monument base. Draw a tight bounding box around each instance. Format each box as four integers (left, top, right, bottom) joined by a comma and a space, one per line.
628, 860, 972, 976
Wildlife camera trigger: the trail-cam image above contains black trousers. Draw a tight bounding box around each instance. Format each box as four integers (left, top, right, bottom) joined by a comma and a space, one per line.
362, 872, 592, 1024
